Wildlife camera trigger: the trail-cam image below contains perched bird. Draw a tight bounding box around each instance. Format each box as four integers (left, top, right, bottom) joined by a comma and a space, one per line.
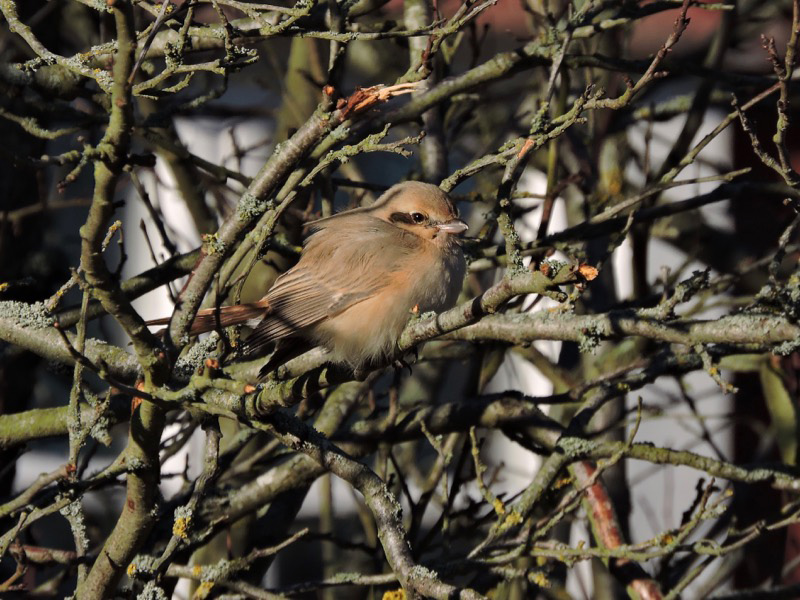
150, 181, 468, 373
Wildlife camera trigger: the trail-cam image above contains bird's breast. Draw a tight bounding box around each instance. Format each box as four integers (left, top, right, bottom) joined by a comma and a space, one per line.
309, 243, 465, 367
311, 270, 415, 366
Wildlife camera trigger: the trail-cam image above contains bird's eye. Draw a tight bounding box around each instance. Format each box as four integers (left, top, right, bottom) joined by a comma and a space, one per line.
410, 212, 426, 224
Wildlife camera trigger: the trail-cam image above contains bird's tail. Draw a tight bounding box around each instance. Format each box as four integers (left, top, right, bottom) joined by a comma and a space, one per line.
146, 301, 269, 336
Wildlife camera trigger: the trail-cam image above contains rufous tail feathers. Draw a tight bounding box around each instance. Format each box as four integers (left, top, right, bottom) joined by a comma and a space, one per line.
146, 301, 269, 336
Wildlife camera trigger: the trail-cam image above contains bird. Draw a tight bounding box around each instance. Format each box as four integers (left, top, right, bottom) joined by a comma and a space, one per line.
149, 181, 468, 375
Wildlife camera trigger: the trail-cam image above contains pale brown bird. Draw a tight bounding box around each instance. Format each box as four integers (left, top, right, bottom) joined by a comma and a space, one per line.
151, 181, 468, 373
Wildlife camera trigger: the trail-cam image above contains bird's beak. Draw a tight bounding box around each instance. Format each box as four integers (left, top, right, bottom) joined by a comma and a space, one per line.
435, 219, 469, 235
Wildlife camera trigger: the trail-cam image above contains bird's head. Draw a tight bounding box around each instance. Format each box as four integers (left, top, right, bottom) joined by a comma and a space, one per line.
372, 181, 468, 247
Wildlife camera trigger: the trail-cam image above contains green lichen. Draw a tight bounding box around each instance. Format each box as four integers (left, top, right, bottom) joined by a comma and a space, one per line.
200, 558, 237, 582
126, 457, 147, 473
755, 270, 800, 325
672, 269, 710, 307
381, 487, 404, 520
127, 553, 158, 580
59, 500, 88, 551
136, 581, 169, 600
230, 46, 258, 63
328, 124, 350, 142
175, 332, 221, 379
90, 414, 112, 447
774, 337, 800, 356
529, 102, 550, 134
558, 436, 594, 458
262, 377, 281, 391
330, 572, 361, 583
577, 322, 602, 354
540, 259, 568, 278
410, 564, 438, 579
237, 191, 270, 221
700, 502, 728, 520
0, 300, 55, 329
742, 468, 771, 481
201, 233, 226, 256
789, 273, 800, 303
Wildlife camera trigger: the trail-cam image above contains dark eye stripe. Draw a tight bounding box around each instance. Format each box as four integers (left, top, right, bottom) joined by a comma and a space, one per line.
390, 212, 415, 225
390, 212, 430, 225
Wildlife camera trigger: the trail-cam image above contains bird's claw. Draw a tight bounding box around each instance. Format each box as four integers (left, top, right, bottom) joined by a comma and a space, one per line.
393, 356, 413, 376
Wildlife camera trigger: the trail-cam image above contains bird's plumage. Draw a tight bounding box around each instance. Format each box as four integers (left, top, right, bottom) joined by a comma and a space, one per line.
148, 181, 467, 372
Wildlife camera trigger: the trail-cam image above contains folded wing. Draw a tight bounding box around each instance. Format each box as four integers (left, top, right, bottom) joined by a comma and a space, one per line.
242, 215, 420, 355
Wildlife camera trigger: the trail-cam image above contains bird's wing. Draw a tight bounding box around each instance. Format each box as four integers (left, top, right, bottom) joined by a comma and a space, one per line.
146, 302, 268, 336
243, 216, 420, 354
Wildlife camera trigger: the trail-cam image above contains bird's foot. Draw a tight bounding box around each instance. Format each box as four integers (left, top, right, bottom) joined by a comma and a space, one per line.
352, 366, 370, 381
393, 356, 413, 376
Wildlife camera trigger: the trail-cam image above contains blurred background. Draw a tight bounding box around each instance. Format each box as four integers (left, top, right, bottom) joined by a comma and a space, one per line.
3, 0, 800, 598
